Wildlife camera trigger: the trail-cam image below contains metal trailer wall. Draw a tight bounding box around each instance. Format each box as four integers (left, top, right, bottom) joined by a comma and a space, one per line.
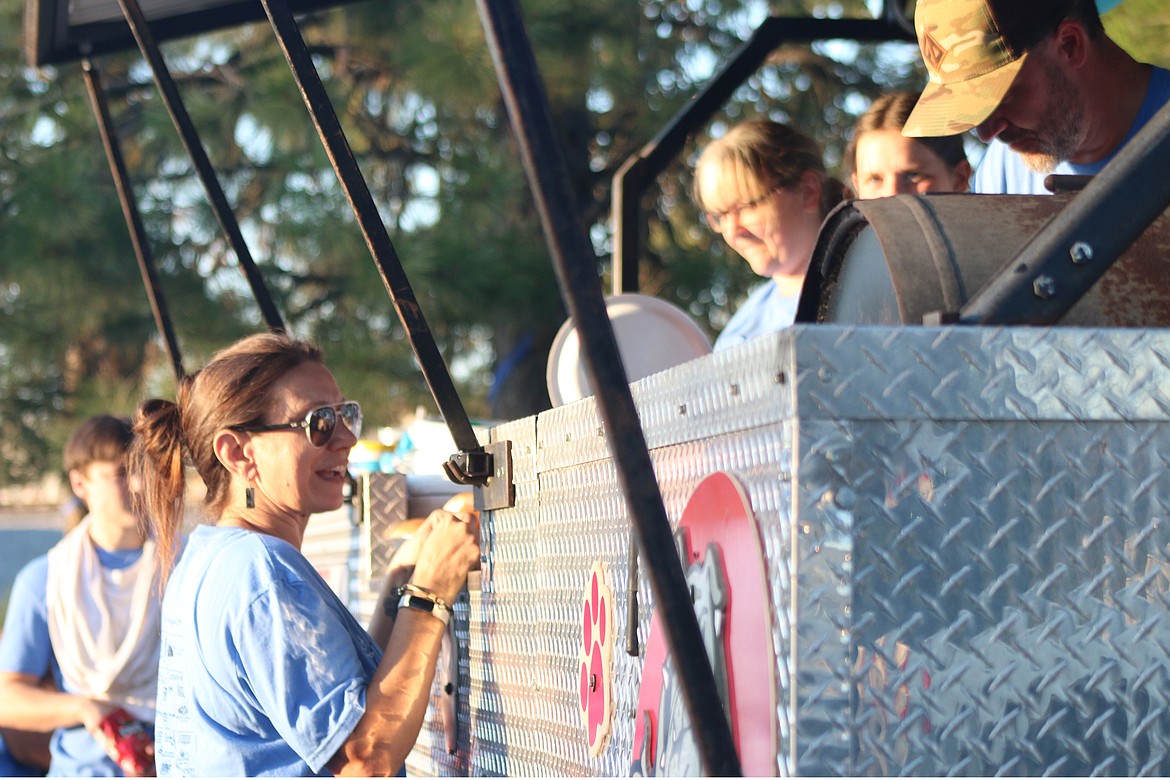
399, 324, 1170, 776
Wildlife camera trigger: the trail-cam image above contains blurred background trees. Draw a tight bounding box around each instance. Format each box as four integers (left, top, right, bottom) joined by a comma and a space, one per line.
0, 0, 1165, 487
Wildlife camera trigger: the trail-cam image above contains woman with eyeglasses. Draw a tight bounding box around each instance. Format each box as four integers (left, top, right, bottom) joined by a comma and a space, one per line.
692, 118, 843, 350
129, 332, 480, 776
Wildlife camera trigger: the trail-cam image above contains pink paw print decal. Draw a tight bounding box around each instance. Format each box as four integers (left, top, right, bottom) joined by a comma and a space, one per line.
578, 561, 615, 756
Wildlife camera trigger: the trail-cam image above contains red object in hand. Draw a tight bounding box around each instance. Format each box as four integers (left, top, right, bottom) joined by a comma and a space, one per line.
97, 708, 155, 776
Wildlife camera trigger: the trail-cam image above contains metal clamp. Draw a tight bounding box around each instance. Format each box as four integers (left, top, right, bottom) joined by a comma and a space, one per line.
442, 447, 493, 486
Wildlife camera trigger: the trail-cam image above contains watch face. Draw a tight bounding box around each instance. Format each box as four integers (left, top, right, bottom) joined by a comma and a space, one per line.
399, 592, 451, 625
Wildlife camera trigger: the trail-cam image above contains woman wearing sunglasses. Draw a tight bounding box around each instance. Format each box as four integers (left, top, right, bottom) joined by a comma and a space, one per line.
692, 118, 844, 350
129, 332, 480, 776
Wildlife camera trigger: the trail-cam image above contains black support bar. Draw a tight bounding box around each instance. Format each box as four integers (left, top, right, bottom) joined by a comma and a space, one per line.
114, 0, 286, 332
960, 99, 1170, 324
82, 58, 185, 381
259, 0, 485, 463
475, 0, 742, 774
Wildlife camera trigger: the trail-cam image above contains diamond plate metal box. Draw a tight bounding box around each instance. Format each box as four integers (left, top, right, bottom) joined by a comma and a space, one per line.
404, 325, 1170, 776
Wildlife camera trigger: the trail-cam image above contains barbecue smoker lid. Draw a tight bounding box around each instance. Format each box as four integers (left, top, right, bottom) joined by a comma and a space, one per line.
797, 193, 1170, 327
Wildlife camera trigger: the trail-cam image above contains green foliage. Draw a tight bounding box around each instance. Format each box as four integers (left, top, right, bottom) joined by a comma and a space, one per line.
1103, 0, 1170, 67
4, 0, 1165, 489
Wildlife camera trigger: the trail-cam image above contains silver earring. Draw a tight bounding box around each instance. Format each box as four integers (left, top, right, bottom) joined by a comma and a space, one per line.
245, 487, 255, 509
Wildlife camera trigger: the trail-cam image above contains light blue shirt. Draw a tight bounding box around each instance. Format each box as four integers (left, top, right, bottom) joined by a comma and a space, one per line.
973, 66, 1170, 194
154, 525, 381, 777
713, 280, 801, 351
0, 549, 148, 777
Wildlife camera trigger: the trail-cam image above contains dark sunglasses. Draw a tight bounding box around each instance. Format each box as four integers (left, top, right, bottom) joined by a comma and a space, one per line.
236, 401, 362, 448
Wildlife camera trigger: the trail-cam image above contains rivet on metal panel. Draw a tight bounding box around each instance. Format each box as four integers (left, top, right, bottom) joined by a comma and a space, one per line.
1033, 274, 1057, 299
834, 487, 856, 510
729, 383, 740, 396
817, 368, 832, 383
1069, 241, 1094, 265
678, 403, 687, 416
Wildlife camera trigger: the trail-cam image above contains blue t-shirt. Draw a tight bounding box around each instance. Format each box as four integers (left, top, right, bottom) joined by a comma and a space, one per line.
154, 525, 382, 777
973, 66, 1170, 194
0, 548, 147, 777
714, 280, 801, 351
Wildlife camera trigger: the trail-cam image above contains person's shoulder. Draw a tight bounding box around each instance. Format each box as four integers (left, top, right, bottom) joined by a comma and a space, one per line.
12, 554, 49, 591
187, 525, 315, 585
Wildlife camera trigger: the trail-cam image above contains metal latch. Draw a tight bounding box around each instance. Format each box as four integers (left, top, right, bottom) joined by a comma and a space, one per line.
443, 440, 515, 511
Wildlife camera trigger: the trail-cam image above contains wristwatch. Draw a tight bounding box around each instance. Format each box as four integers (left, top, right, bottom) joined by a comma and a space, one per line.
394, 592, 452, 626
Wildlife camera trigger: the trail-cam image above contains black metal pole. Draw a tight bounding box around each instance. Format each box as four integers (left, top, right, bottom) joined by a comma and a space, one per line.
258, 0, 483, 459
82, 58, 185, 381
114, 0, 285, 332
611, 16, 914, 294
961, 99, 1170, 324
475, 0, 742, 774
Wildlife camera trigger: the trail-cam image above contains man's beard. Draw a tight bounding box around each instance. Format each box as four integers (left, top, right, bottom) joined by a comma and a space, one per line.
1016, 58, 1084, 173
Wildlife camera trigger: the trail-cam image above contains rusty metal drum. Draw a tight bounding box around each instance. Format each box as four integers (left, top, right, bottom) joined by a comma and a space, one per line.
802, 194, 1170, 327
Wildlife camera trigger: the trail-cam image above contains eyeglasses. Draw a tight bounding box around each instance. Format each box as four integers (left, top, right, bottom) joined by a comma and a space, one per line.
703, 187, 781, 230
236, 401, 362, 448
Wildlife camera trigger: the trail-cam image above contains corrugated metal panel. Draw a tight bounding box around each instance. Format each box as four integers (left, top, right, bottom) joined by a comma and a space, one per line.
405, 325, 1170, 776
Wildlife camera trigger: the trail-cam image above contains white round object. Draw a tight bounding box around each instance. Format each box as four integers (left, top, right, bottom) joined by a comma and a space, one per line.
546, 293, 712, 407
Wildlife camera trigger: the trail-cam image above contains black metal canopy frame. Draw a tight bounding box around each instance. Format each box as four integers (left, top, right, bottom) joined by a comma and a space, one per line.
81, 58, 185, 382
609, 8, 915, 295
114, 0, 286, 332
28, 0, 742, 772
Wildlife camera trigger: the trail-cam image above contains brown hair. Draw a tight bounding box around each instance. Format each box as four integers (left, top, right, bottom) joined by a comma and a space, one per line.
130, 332, 323, 578
989, 0, 1105, 50
63, 415, 133, 474
692, 118, 844, 220
846, 92, 969, 174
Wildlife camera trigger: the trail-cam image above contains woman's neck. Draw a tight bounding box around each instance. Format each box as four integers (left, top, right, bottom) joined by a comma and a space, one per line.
217, 510, 306, 550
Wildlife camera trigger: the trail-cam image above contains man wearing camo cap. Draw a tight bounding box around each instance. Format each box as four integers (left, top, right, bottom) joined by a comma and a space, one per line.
903, 0, 1170, 194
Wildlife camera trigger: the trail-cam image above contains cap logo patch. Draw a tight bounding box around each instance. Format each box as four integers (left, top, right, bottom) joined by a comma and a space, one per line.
922, 31, 947, 74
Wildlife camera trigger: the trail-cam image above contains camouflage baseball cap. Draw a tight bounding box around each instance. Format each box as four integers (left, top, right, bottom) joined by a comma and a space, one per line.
903, 0, 1075, 137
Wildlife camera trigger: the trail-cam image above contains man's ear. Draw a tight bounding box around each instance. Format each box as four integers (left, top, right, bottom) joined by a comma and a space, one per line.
1052, 18, 1090, 69
213, 429, 256, 481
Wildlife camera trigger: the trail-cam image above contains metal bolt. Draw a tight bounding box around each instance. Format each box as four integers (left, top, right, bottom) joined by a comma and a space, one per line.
1070, 241, 1094, 265
1033, 274, 1057, 299
834, 487, 857, 510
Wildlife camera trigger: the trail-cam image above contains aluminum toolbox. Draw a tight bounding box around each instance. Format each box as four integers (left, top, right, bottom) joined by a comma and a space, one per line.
398, 325, 1170, 776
